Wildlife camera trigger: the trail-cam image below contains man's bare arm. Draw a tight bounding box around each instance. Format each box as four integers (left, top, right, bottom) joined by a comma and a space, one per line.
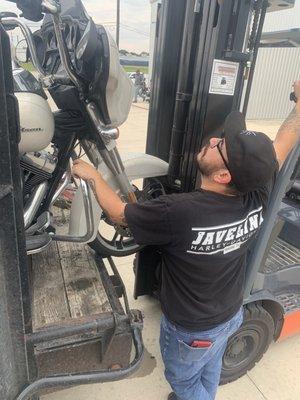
72, 159, 128, 226
89, 176, 127, 226
273, 81, 300, 168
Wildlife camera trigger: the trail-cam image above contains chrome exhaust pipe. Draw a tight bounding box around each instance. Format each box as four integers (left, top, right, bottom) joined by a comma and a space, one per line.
24, 182, 49, 229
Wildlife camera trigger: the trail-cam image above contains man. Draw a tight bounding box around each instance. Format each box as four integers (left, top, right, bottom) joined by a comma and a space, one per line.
72, 81, 300, 400
133, 69, 144, 103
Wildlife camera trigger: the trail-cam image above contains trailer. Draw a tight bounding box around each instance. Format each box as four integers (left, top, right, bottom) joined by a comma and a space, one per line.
0, 22, 144, 400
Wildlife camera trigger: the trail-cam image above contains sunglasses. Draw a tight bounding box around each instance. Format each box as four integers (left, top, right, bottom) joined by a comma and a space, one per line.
211, 138, 231, 172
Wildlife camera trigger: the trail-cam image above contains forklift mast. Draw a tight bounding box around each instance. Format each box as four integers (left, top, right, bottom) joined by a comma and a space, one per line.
146, 0, 294, 193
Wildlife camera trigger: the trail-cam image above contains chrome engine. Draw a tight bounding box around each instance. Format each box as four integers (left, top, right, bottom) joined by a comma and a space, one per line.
21, 149, 58, 228
21, 150, 57, 196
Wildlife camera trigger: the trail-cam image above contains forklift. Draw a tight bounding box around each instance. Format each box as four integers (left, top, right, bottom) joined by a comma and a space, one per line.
0, 1, 300, 400
135, 0, 300, 385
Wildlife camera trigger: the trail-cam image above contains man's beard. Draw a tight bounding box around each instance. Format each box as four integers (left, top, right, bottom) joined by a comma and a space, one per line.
197, 144, 214, 176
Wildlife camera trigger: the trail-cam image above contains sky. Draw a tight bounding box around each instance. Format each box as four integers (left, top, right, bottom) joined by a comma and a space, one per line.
0, 0, 151, 53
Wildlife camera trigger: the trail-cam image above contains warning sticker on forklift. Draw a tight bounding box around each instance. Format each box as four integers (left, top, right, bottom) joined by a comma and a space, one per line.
209, 59, 239, 96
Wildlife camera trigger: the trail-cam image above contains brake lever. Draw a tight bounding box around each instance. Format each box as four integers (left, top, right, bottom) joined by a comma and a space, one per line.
40, 73, 71, 87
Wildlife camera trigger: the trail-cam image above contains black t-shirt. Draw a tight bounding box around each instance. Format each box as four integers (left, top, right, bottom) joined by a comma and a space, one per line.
125, 182, 275, 331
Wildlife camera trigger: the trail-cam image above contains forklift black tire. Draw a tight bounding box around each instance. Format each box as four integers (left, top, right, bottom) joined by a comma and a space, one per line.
220, 303, 274, 385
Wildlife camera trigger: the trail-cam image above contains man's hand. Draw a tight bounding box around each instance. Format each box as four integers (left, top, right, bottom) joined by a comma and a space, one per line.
72, 158, 127, 226
72, 159, 99, 182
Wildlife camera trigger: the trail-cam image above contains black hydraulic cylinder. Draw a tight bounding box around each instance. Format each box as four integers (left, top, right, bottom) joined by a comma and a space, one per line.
168, 0, 200, 187
146, 0, 187, 163
0, 25, 30, 400
242, 0, 268, 115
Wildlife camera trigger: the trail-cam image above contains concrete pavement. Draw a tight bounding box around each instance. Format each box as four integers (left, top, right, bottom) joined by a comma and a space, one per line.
43, 102, 300, 400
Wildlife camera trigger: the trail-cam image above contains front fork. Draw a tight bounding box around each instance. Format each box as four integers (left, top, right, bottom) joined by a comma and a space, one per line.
84, 101, 137, 203
81, 139, 137, 203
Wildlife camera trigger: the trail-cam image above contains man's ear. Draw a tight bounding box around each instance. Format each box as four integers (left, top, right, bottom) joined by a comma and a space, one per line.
213, 169, 232, 185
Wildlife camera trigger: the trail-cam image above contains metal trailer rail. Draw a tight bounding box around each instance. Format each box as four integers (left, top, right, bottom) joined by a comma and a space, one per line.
17, 253, 145, 400
18, 325, 143, 400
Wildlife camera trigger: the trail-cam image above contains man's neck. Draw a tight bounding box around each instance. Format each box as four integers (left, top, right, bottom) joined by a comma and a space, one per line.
200, 175, 234, 196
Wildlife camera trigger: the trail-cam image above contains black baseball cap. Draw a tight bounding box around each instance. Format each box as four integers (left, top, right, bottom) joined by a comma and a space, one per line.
222, 111, 278, 194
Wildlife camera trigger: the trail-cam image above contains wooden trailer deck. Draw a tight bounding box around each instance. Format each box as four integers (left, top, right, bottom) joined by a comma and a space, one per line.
31, 241, 112, 331
28, 206, 132, 377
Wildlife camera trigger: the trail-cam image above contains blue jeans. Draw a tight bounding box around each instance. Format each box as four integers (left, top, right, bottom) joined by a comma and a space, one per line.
160, 307, 244, 400
134, 85, 142, 101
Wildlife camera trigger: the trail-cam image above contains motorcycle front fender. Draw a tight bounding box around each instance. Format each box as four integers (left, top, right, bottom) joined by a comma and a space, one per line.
68, 153, 168, 241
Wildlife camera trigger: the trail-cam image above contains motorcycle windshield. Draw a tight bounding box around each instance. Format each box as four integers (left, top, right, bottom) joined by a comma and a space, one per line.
40, 0, 133, 128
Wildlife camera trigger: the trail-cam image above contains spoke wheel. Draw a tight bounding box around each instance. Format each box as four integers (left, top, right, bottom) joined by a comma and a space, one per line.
220, 303, 275, 384
89, 179, 165, 257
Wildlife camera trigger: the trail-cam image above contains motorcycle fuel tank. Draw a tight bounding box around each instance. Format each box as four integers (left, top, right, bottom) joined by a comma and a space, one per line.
16, 91, 55, 154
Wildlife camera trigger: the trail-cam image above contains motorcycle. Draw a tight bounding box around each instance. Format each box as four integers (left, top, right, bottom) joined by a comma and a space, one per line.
1, 0, 168, 257
139, 80, 151, 102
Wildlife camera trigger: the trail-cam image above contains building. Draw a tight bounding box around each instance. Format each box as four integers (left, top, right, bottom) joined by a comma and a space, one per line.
246, 1, 300, 119
119, 55, 149, 68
